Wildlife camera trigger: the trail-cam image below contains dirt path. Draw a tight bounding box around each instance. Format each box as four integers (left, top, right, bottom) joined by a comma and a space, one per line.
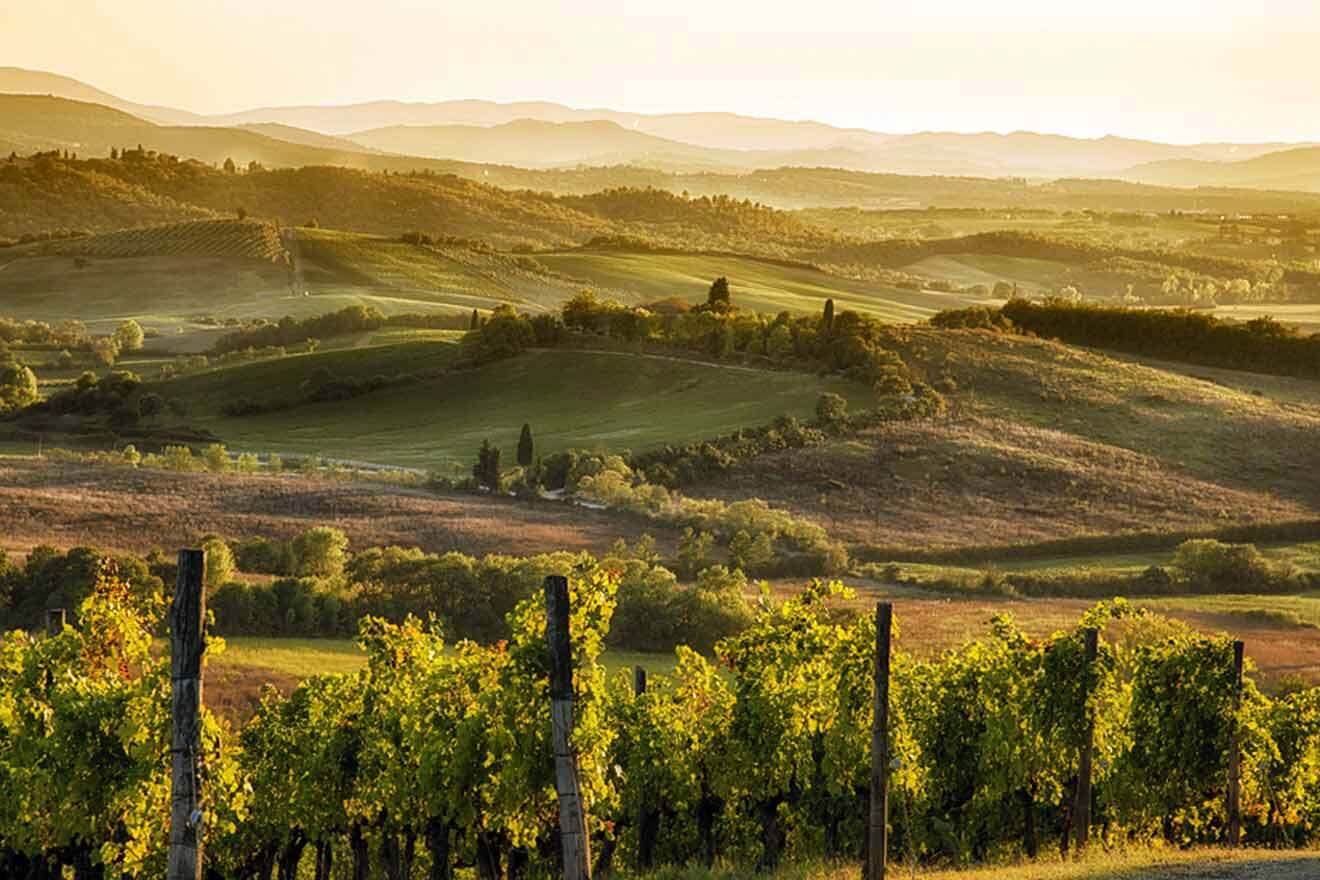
1137, 858, 1320, 879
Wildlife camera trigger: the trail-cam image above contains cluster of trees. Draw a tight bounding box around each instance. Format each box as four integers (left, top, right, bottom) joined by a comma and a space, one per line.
464, 282, 927, 399
0, 356, 38, 415
629, 390, 943, 487
865, 539, 1311, 600
0, 534, 751, 656
22, 369, 164, 428
934, 299, 1320, 379
558, 452, 848, 577
0, 545, 164, 630
7, 575, 1320, 879
0, 317, 93, 349
0, 316, 142, 381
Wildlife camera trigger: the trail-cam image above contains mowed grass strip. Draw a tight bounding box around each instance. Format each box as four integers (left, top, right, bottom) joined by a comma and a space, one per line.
202, 349, 872, 469
215, 637, 675, 680
536, 249, 993, 321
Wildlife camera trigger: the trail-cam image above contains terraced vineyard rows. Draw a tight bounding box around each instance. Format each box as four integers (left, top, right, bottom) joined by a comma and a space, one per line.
51, 218, 289, 261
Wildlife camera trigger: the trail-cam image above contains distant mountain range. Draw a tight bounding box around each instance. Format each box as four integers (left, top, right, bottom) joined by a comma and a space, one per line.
4, 66, 1320, 191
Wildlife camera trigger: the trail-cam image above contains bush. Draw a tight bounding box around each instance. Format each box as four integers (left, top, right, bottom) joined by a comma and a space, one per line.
1172, 539, 1292, 593
291, 526, 349, 578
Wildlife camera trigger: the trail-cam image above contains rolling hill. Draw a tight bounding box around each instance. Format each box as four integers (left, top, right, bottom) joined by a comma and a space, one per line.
534, 248, 994, 320
6, 67, 1317, 181
345, 119, 745, 169
694, 326, 1320, 551
160, 345, 875, 469
0, 221, 582, 328
0, 65, 204, 125
1124, 146, 1320, 193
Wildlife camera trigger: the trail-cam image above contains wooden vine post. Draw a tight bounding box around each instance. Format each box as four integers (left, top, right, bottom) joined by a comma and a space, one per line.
867, 602, 893, 880
1227, 639, 1245, 848
168, 549, 207, 880
1073, 627, 1099, 852
633, 665, 659, 870
45, 608, 66, 637
545, 575, 591, 880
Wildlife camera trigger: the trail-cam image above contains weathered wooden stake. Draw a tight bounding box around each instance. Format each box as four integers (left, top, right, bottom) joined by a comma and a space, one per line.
867, 602, 892, 880
633, 664, 656, 871
1072, 627, 1099, 852
1227, 639, 1245, 848
45, 608, 66, 637
545, 575, 591, 880
168, 549, 206, 880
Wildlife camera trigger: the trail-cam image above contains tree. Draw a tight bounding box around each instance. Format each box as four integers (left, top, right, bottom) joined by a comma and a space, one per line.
677, 527, 715, 577
703, 277, 734, 314
292, 526, 350, 578
202, 443, 231, 473
91, 337, 119, 367
516, 423, 534, 468
236, 206, 249, 220
822, 298, 835, 333
201, 535, 236, 589
815, 392, 849, 427
113, 319, 144, 353
470, 308, 480, 330
223, 156, 236, 173
0, 362, 39, 413
474, 440, 502, 491
137, 392, 164, 418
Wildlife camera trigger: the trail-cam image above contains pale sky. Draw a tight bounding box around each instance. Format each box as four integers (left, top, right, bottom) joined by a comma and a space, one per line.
5, 0, 1320, 142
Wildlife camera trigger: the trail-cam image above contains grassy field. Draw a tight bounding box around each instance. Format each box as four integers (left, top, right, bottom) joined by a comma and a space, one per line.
294, 227, 582, 312
216, 637, 677, 679
195, 348, 873, 469
535, 249, 995, 321
901, 253, 1066, 293
158, 336, 465, 414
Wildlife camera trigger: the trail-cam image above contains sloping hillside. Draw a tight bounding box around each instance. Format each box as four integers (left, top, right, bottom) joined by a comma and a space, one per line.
167, 347, 873, 469
48, 218, 287, 260
0, 65, 203, 124
1125, 146, 1320, 193
294, 228, 583, 311
346, 119, 743, 168
535, 248, 993, 320
694, 327, 1320, 550
0, 156, 213, 238
0, 152, 836, 256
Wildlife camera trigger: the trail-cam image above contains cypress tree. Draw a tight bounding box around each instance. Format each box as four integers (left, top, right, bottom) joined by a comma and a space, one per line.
473, 440, 501, 491
470, 308, 480, 330
517, 423, 534, 468
707, 276, 732, 312
822, 298, 835, 332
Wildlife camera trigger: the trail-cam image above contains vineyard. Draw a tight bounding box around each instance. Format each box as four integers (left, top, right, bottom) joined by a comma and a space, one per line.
49, 219, 290, 262
3, 562, 1319, 880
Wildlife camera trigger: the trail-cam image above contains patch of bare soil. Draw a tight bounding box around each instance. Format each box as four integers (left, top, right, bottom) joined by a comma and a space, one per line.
697, 415, 1311, 549
0, 458, 677, 558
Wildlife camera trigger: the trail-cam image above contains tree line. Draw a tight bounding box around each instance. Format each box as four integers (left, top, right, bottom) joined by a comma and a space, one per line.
932, 299, 1320, 379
